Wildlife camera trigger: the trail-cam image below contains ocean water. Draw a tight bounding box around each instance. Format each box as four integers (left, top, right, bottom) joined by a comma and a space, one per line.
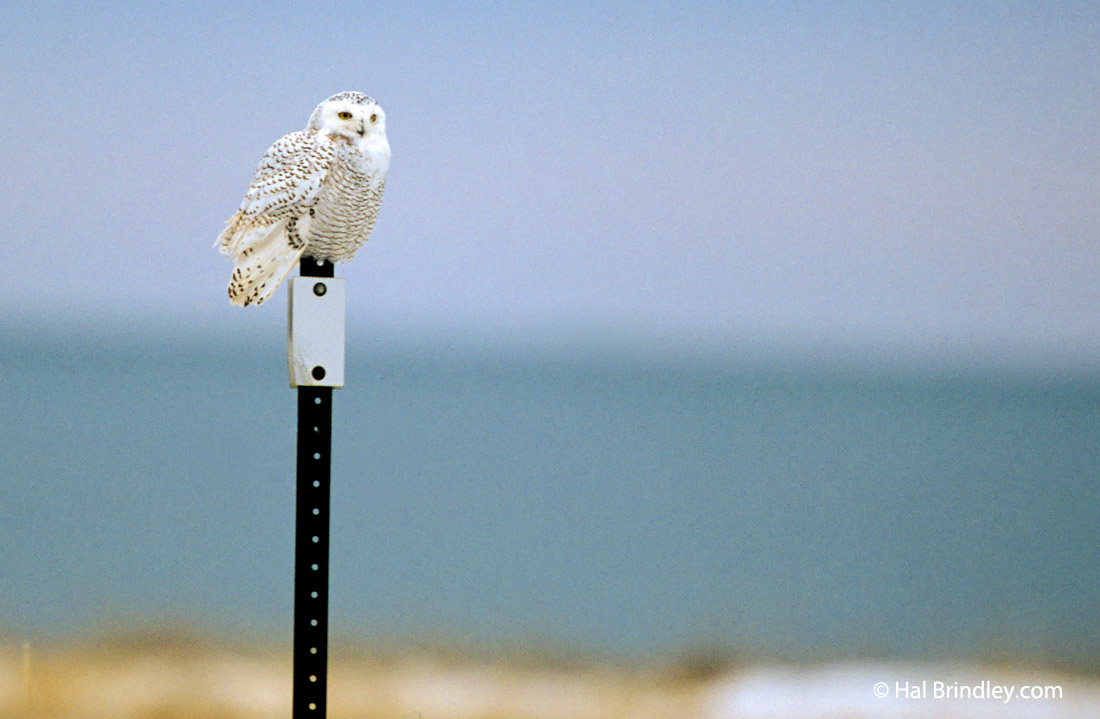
2, 329, 1098, 668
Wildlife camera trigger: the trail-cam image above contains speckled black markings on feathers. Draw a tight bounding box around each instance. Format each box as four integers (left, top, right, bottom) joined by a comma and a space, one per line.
237, 132, 334, 223
305, 156, 386, 262
286, 216, 305, 250
320, 91, 375, 107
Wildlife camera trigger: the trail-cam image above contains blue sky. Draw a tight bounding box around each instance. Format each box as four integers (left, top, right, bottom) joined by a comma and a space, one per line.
2, 1, 1098, 366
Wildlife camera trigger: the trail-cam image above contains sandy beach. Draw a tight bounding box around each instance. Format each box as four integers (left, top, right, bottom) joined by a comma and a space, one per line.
4, 635, 1099, 719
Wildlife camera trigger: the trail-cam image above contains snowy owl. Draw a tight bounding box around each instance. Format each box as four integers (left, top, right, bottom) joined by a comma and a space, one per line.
216, 91, 390, 307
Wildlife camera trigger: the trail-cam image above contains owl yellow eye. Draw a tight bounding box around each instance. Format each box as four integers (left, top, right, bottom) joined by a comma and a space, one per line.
338, 111, 352, 120
370, 114, 377, 123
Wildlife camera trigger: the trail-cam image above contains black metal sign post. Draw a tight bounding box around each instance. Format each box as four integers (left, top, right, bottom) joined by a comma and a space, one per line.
288, 256, 345, 718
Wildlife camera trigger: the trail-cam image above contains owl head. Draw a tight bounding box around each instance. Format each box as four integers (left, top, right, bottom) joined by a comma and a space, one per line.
308, 91, 386, 143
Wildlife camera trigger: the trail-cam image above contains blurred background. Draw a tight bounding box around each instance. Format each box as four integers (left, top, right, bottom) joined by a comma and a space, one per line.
1, 1, 1099, 716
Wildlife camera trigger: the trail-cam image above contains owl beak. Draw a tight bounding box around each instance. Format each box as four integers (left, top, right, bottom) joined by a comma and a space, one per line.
357, 122, 366, 137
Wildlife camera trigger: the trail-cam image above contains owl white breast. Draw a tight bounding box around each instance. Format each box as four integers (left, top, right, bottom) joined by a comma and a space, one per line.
216, 91, 390, 307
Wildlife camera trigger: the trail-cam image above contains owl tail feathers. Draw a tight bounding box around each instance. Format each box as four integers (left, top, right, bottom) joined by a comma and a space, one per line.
219, 218, 305, 307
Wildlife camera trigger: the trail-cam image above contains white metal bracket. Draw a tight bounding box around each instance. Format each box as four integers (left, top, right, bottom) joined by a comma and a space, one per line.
287, 277, 346, 388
